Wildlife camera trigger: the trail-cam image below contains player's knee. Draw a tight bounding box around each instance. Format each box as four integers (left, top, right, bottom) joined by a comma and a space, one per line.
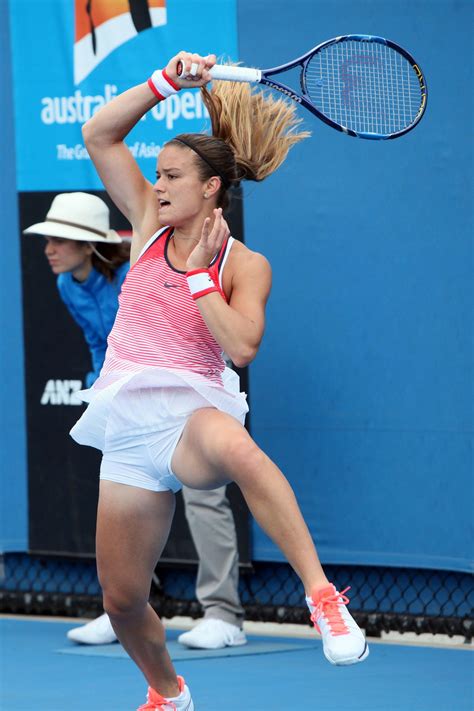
101, 576, 148, 618
224, 433, 266, 480
103, 588, 147, 618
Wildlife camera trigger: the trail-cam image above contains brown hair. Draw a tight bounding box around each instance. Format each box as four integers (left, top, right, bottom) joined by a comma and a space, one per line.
167, 77, 310, 209
90, 240, 130, 281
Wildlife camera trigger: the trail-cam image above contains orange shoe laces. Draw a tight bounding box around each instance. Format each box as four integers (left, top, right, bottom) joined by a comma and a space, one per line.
137, 678, 185, 711
137, 697, 177, 711
137, 700, 177, 711
310, 586, 351, 636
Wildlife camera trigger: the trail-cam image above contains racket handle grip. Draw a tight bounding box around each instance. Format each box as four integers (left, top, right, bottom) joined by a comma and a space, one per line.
209, 64, 262, 83
177, 61, 261, 84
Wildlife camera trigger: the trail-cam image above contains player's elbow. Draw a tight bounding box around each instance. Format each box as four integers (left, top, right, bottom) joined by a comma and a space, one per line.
82, 119, 95, 147
82, 116, 103, 148
231, 345, 258, 369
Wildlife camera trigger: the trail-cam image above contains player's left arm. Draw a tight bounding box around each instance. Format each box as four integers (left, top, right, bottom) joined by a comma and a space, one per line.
193, 251, 272, 368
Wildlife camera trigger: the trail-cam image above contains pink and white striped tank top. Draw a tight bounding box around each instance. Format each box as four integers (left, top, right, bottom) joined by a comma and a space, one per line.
101, 227, 234, 383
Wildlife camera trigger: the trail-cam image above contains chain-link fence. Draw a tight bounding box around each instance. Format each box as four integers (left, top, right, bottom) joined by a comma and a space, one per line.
1, 553, 472, 640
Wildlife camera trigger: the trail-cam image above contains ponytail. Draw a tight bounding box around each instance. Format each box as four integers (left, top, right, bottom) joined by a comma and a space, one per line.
201, 78, 310, 182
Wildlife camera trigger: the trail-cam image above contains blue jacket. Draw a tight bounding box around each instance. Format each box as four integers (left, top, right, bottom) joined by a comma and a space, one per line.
57, 262, 129, 387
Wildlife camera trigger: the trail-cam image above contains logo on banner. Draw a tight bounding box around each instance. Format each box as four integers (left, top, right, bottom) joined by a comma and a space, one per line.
10, 0, 236, 188
74, 0, 167, 85
41, 379, 83, 405
40, 0, 207, 136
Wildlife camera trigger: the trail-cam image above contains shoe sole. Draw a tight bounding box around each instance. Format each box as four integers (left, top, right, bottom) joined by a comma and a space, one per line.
179, 638, 248, 650
325, 642, 370, 666
66, 635, 118, 645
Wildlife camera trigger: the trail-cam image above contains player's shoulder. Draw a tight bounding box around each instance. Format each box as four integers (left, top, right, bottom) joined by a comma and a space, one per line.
228, 239, 271, 276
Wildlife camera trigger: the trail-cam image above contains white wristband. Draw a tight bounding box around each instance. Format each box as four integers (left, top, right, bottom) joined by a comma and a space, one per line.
186, 269, 219, 300
148, 69, 180, 101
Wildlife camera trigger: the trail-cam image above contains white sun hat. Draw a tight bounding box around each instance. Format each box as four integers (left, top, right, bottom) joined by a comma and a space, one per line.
23, 192, 121, 244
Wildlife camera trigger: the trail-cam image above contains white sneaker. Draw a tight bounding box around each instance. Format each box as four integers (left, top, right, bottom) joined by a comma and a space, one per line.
178, 618, 247, 650
67, 613, 118, 645
137, 677, 194, 711
306, 583, 369, 666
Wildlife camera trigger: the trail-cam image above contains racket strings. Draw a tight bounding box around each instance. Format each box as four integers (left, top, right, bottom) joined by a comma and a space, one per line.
304, 40, 423, 136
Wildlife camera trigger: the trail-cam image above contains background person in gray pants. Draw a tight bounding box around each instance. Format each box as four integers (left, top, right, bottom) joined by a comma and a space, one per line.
178, 486, 246, 648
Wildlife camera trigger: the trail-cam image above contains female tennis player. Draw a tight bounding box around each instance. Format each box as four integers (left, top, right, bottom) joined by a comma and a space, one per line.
72, 50, 369, 711
24, 194, 246, 654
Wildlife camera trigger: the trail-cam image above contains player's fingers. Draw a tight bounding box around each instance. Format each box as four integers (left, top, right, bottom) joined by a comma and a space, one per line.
178, 50, 193, 75
187, 53, 212, 83
176, 52, 216, 85
188, 53, 202, 79
201, 216, 212, 242
210, 209, 228, 247
200, 54, 216, 83
205, 54, 217, 68
167, 51, 196, 84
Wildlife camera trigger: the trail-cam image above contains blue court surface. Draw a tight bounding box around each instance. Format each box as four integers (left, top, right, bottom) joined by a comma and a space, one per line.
1, 617, 472, 711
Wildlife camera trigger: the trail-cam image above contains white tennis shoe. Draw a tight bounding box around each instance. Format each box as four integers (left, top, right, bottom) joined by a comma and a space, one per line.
67, 612, 118, 645
177, 618, 247, 650
137, 677, 194, 711
306, 583, 369, 665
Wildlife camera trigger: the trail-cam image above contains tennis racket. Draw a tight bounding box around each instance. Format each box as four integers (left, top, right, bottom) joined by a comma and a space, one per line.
180, 35, 427, 140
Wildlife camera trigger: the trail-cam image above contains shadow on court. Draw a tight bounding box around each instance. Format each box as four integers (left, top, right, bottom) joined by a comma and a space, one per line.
1, 618, 472, 710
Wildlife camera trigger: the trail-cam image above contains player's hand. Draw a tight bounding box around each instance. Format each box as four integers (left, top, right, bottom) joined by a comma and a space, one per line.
166, 51, 216, 89
186, 209, 229, 271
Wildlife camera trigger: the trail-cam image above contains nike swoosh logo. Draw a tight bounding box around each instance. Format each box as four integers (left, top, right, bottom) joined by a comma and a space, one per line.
164, 282, 179, 288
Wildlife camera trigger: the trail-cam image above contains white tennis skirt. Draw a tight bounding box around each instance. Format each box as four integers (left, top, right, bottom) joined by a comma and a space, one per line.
70, 365, 249, 453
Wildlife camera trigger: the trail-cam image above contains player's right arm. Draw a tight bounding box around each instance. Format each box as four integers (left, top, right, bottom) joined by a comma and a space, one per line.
82, 52, 216, 263
82, 83, 160, 263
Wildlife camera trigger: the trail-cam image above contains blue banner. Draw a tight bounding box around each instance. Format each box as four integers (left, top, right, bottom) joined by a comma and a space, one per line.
9, 0, 237, 190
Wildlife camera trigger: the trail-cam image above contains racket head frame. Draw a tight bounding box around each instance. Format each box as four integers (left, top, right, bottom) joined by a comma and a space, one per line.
257, 34, 428, 140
